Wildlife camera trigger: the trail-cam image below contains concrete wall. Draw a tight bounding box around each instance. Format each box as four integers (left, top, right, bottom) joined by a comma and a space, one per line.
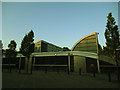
74, 56, 86, 73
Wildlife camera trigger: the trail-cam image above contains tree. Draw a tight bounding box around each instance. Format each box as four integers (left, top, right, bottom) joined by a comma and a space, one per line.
0, 40, 2, 62
105, 13, 120, 51
0, 40, 3, 49
8, 40, 17, 50
104, 12, 120, 80
5, 40, 17, 58
20, 30, 35, 73
0, 40, 5, 54
5, 40, 17, 72
63, 47, 71, 51
0, 40, 2, 54
102, 46, 114, 58
105, 12, 120, 63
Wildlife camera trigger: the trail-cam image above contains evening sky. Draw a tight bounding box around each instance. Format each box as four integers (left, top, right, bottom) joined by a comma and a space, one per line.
2, 2, 118, 50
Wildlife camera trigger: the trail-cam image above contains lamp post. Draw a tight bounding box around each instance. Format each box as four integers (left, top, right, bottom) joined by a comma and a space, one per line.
96, 32, 100, 73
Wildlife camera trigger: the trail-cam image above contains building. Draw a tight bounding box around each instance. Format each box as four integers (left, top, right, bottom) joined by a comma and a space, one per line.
71, 32, 99, 72
34, 40, 62, 52
2, 32, 116, 73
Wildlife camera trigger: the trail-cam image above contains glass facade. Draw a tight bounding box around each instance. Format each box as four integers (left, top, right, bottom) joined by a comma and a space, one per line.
34, 40, 62, 52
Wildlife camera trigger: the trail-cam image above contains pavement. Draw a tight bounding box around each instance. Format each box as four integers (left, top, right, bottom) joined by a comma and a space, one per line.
2, 69, 120, 88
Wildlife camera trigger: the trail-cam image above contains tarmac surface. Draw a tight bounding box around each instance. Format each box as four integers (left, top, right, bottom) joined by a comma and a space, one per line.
2, 69, 120, 88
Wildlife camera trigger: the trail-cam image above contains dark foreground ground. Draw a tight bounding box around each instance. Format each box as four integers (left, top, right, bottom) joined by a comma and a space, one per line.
2, 69, 120, 89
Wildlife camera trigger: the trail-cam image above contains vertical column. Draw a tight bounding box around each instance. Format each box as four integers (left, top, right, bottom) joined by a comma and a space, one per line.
68, 53, 70, 72
18, 55, 21, 73
30, 55, 33, 74
28, 55, 32, 73
97, 58, 100, 73
25, 57, 28, 73
33, 56, 36, 70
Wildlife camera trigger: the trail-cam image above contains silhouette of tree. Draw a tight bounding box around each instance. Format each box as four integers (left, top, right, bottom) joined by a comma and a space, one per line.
0, 40, 2, 58
20, 30, 34, 73
5, 40, 17, 72
104, 12, 120, 64
63, 47, 70, 51
104, 12, 120, 80
5, 40, 17, 58
0, 40, 5, 54
0, 40, 2, 49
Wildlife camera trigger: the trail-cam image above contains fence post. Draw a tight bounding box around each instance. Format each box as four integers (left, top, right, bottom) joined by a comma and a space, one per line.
45, 67, 47, 74
57, 68, 59, 74
108, 72, 111, 82
79, 68, 81, 75
93, 70, 95, 77
118, 71, 120, 82
67, 67, 69, 75
10, 65, 11, 73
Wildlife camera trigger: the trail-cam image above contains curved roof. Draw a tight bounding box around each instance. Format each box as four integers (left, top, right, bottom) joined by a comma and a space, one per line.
71, 32, 98, 51
34, 40, 42, 44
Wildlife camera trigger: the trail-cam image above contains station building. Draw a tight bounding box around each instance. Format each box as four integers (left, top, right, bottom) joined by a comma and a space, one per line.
2, 32, 116, 73
34, 40, 62, 52
30, 32, 116, 73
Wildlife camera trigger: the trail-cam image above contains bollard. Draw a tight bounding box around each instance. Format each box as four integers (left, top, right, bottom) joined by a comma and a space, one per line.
18, 64, 21, 74
18, 68, 21, 74
67, 68, 70, 75
18, 58, 21, 74
57, 68, 59, 74
8, 65, 11, 73
10, 65, 12, 73
30, 65, 33, 74
108, 72, 111, 82
117, 71, 120, 82
79, 68, 81, 75
93, 71, 95, 77
45, 67, 47, 74
8, 64, 10, 72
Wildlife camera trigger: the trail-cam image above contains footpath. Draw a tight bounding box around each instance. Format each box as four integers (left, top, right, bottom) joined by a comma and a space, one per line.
2, 70, 120, 88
